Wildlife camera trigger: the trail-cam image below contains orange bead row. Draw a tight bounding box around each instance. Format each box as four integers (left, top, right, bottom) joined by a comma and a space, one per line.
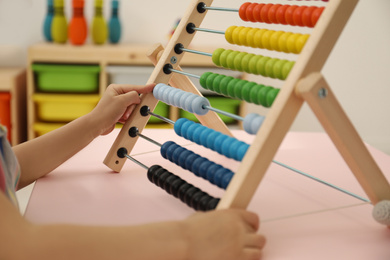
239, 2, 324, 28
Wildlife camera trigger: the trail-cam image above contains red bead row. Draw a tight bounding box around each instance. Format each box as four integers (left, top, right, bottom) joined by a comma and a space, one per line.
239, 2, 325, 28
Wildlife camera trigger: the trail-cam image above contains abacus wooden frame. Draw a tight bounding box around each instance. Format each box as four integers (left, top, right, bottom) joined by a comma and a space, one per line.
103, 0, 231, 173
104, 0, 390, 213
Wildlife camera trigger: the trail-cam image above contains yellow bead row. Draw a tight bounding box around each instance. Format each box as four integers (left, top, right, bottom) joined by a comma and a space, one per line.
225, 26, 309, 54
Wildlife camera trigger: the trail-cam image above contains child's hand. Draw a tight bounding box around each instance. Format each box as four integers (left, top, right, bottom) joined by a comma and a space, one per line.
183, 209, 265, 260
91, 83, 155, 136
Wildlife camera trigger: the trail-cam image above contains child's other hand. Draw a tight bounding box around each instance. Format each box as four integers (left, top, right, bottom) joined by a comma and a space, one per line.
183, 209, 266, 260
91, 83, 155, 136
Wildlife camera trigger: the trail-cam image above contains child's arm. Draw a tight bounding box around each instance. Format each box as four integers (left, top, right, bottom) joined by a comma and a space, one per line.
13, 84, 155, 189
0, 192, 265, 260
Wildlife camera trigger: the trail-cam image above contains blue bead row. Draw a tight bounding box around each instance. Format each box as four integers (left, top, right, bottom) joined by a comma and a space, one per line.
160, 141, 234, 189
174, 118, 249, 161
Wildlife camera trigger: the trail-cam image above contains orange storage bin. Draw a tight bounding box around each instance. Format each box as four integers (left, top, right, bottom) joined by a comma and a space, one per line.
0, 92, 11, 141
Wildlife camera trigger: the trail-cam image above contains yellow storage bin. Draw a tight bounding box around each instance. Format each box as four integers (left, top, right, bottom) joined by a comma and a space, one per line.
33, 122, 65, 136
33, 94, 100, 122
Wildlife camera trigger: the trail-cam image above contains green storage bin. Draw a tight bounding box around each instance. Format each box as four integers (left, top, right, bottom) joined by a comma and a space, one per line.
32, 64, 100, 93
180, 97, 241, 124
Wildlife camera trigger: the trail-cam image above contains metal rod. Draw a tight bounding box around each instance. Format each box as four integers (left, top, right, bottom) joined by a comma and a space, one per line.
124, 154, 148, 170
135, 110, 369, 203
137, 132, 163, 147
146, 85, 369, 203
203, 105, 244, 121
147, 111, 175, 125
193, 27, 225, 35
204, 6, 239, 12
169, 68, 201, 79
272, 160, 371, 203
180, 47, 212, 57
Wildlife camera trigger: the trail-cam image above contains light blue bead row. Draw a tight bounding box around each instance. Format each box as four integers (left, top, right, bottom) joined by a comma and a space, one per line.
153, 83, 210, 115
243, 113, 265, 135
154, 83, 265, 135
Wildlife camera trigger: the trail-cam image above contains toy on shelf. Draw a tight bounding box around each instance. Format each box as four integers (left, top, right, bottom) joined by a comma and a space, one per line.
104, 0, 390, 231
43, 0, 54, 41
69, 0, 88, 45
108, 0, 121, 44
51, 0, 68, 43
92, 0, 108, 45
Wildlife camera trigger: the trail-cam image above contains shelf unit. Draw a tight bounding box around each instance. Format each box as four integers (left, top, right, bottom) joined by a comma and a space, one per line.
0, 67, 27, 145
27, 43, 244, 139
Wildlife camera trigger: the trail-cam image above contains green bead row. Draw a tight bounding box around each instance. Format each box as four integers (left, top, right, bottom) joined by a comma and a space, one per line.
200, 72, 280, 108
212, 48, 295, 80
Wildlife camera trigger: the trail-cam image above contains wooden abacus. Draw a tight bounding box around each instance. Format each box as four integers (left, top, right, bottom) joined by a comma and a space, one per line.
104, 0, 390, 226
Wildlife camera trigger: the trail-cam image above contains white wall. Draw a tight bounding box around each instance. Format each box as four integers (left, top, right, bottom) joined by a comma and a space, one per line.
0, 0, 389, 154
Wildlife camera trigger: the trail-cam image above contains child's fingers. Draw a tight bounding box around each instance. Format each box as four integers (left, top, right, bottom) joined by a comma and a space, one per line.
241, 248, 263, 260
119, 105, 136, 122
245, 234, 266, 249
236, 210, 260, 232
120, 91, 141, 105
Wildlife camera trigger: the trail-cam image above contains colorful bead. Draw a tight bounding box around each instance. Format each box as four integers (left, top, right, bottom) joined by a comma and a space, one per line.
199, 72, 280, 107
225, 26, 309, 54
238, 2, 325, 28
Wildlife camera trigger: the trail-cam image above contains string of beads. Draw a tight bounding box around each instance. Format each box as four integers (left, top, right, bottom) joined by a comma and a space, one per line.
212, 48, 295, 80
174, 118, 250, 161
199, 72, 279, 107
238, 2, 325, 27
161, 141, 234, 189
130, 128, 235, 190
117, 148, 220, 211
133, 111, 373, 205
147, 165, 220, 211
225, 26, 309, 54
153, 83, 265, 134
153, 83, 209, 115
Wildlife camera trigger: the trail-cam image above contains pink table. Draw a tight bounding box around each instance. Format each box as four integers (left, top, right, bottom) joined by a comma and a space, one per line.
25, 129, 390, 259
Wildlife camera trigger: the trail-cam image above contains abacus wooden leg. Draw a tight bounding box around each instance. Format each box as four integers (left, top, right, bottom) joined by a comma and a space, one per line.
295, 72, 390, 205
104, 0, 216, 172
217, 78, 305, 210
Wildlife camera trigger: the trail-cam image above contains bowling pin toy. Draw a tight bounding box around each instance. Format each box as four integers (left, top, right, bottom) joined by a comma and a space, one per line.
51, 0, 68, 43
43, 0, 54, 42
108, 0, 121, 44
92, 0, 108, 45
69, 0, 88, 45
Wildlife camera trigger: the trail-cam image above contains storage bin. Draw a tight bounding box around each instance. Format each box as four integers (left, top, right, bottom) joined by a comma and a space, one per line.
106, 66, 154, 86
0, 92, 11, 141
33, 122, 65, 136
32, 64, 100, 93
180, 97, 241, 124
33, 94, 100, 122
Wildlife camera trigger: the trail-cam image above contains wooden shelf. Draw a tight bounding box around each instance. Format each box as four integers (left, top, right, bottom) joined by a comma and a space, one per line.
28, 42, 216, 66
26, 43, 220, 140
